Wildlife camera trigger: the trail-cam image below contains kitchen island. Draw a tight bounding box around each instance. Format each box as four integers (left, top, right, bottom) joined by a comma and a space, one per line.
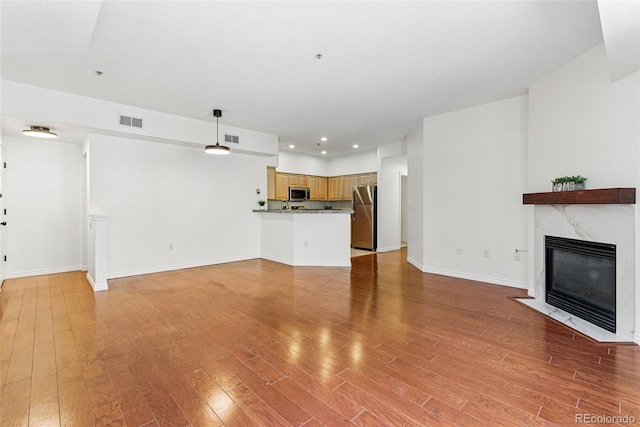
254, 209, 353, 267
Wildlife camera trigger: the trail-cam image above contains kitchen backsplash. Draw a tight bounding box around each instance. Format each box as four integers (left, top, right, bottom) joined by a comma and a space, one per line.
268, 200, 353, 210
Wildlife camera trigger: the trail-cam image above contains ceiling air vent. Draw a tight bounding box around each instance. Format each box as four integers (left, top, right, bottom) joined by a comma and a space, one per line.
225, 134, 239, 144
119, 114, 143, 129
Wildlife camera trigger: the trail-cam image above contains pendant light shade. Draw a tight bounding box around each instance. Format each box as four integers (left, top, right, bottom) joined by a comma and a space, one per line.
205, 109, 230, 155
23, 126, 57, 139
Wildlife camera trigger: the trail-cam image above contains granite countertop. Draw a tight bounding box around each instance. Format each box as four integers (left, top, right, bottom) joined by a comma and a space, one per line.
253, 209, 353, 214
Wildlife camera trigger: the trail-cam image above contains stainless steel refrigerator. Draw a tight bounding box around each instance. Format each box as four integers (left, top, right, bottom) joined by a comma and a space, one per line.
352, 185, 377, 250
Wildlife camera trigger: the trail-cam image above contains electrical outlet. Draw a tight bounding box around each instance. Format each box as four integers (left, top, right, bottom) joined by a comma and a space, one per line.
456, 247, 462, 255
514, 251, 520, 261
483, 249, 490, 257
304, 241, 308, 247
256, 188, 261, 194
169, 243, 174, 250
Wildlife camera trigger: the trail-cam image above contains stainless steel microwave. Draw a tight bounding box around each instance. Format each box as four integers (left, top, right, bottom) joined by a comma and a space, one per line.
288, 186, 310, 201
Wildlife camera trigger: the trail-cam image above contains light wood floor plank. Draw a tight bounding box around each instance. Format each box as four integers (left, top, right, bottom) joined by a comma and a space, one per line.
0, 249, 638, 426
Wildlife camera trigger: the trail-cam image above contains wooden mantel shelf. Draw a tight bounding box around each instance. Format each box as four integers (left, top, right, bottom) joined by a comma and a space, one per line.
523, 188, 636, 205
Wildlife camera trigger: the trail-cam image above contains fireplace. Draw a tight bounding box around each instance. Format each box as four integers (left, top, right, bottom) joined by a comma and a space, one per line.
545, 235, 616, 333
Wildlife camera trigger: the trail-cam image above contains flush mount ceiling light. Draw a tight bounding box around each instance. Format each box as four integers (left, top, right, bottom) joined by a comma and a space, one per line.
320, 137, 327, 142
321, 150, 327, 155
22, 126, 57, 139
353, 144, 359, 149
204, 109, 230, 155
288, 144, 295, 149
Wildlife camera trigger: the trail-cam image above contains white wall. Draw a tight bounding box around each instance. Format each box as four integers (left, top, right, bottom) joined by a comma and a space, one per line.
406, 121, 424, 269
527, 43, 639, 343
277, 151, 328, 176
1, 80, 279, 156
327, 149, 377, 176
0, 138, 5, 285
528, 44, 639, 191
5, 137, 83, 277
278, 149, 378, 177
89, 134, 268, 278
401, 175, 408, 243
421, 95, 529, 288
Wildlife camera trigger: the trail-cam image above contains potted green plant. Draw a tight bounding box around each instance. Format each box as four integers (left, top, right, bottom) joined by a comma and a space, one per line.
551, 175, 587, 192
258, 200, 266, 210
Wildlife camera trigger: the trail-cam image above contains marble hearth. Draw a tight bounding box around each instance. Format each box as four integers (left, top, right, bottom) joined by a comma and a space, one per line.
519, 202, 636, 342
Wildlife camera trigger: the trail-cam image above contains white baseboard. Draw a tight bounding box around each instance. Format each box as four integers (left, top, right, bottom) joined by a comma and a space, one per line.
527, 289, 536, 298
107, 255, 258, 279
376, 245, 401, 253
421, 265, 528, 290
86, 272, 108, 292
6, 265, 83, 279
406, 257, 423, 271
261, 254, 350, 267
635, 334, 640, 346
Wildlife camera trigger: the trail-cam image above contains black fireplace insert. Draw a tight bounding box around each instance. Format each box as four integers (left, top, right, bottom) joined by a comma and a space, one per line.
545, 235, 616, 333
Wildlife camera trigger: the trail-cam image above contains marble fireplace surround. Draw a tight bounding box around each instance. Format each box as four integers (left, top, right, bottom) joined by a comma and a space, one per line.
519, 189, 636, 342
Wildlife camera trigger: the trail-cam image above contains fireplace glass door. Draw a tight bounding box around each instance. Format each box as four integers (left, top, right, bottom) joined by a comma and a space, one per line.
545, 236, 616, 333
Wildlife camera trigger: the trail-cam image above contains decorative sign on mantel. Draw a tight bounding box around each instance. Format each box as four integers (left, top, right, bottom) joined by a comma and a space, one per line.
523, 188, 636, 205
550, 175, 587, 192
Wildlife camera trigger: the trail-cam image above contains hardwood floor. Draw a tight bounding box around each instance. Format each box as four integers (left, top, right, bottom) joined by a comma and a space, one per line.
1, 249, 639, 426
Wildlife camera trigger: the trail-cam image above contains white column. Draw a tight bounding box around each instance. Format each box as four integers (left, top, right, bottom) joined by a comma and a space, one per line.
87, 213, 109, 291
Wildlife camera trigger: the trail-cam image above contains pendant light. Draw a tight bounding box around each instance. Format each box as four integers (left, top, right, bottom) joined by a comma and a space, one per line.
205, 109, 230, 155
22, 126, 57, 139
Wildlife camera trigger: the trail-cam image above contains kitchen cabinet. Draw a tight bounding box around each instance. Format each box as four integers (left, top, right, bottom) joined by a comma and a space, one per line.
275, 173, 289, 200
286, 174, 308, 187
308, 176, 328, 201
343, 175, 359, 201
288, 174, 300, 186
308, 176, 318, 200
317, 177, 327, 200
267, 167, 276, 200
358, 172, 377, 186
328, 176, 343, 200
269, 169, 375, 201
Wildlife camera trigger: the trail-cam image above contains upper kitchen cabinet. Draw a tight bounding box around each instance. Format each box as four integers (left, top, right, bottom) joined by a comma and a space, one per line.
287, 174, 300, 186
287, 174, 308, 187
317, 177, 327, 200
268, 169, 375, 201
308, 176, 328, 201
342, 175, 359, 200
267, 167, 276, 200
358, 172, 377, 186
275, 172, 289, 200
328, 176, 343, 200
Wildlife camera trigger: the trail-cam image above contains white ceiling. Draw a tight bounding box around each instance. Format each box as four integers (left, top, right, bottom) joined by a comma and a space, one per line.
1, 1, 604, 157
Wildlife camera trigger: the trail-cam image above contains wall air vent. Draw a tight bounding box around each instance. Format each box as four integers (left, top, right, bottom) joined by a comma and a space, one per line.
225, 134, 239, 144
119, 115, 143, 129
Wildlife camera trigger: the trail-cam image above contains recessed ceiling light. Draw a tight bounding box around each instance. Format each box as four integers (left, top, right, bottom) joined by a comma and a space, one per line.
315, 54, 323, 60
95, 70, 103, 76
288, 144, 295, 149
22, 126, 57, 139
321, 150, 327, 155
321, 137, 327, 142
353, 144, 359, 149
